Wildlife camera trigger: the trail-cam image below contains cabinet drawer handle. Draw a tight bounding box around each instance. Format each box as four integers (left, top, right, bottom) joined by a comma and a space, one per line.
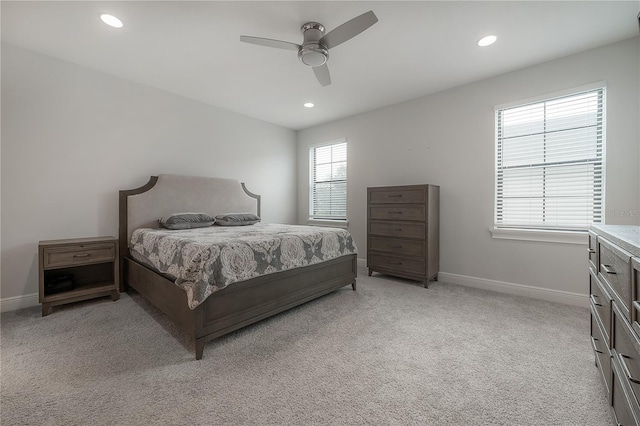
73, 253, 91, 258
633, 301, 640, 312
388, 261, 402, 265
387, 244, 402, 248
590, 294, 602, 307
602, 264, 616, 275
587, 248, 596, 254
388, 195, 402, 198
619, 353, 640, 384
591, 337, 603, 354
388, 211, 403, 214
387, 228, 403, 232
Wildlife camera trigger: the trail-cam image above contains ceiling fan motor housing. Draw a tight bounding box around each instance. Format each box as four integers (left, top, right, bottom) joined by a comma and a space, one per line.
298, 22, 328, 67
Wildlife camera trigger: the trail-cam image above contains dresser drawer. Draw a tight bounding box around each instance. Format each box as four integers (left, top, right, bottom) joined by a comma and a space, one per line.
368, 188, 426, 204
369, 204, 425, 221
369, 221, 425, 239
588, 230, 598, 272
591, 269, 613, 347
369, 254, 425, 276
613, 303, 640, 409
633, 258, 640, 338
369, 237, 425, 256
591, 308, 612, 396
598, 237, 632, 320
43, 243, 116, 269
612, 353, 640, 426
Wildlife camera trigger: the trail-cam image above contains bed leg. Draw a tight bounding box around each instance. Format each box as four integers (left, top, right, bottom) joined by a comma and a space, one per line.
195, 339, 205, 360
351, 281, 357, 291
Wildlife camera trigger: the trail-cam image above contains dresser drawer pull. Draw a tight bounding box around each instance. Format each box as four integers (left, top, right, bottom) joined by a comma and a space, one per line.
387, 244, 403, 248
633, 301, 640, 312
587, 248, 596, 254
619, 353, 640, 384
387, 228, 403, 232
387, 261, 403, 265
602, 264, 616, 275
72, 253, 91, 258
388, 194, 402, 198
388, 211, 403, 214
589, 294, 602, 307
590, 337, 603, 354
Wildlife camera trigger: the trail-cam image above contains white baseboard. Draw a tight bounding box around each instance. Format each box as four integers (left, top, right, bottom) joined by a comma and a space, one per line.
358, 258, 587, 307
1, 293, 39, 313
438, 272, 588, 308
2, 264, 588, 312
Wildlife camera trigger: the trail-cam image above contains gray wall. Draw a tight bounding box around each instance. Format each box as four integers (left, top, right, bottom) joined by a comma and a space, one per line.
297, 37, 640, 300
1, 43, 297, 307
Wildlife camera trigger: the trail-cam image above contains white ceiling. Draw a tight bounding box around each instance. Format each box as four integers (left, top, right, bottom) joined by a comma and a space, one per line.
2, 1, 639, 130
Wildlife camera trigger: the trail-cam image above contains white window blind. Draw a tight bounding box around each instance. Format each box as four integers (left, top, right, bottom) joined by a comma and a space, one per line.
495, 87, 605, 230
310, 141, 347, 220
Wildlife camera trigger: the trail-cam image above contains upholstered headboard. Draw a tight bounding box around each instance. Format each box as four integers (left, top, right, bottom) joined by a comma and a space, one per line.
119, 174, 260, 255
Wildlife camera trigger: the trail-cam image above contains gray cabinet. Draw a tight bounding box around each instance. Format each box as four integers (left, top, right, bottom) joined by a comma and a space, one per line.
367, 184, 439, 287
590, 225, 640, 425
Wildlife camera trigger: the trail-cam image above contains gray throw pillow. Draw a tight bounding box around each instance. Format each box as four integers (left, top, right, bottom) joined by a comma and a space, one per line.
215, 213, 261, 226
159, 213, 215, 230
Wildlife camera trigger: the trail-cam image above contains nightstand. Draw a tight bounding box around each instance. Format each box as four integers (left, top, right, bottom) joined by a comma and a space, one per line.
38, 236, 120, 316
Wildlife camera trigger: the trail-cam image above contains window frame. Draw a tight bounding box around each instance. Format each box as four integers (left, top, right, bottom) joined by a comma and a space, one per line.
493, 83, 606, 241
308, 138, 348, 223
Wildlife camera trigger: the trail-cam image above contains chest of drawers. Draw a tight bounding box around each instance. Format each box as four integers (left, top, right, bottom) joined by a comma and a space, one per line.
589, 225, 640, 425
367, 184, 439, 287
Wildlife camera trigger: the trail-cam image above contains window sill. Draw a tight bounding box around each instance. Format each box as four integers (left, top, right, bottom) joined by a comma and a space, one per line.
489, 227, 588, 245
307, 219, 349, 229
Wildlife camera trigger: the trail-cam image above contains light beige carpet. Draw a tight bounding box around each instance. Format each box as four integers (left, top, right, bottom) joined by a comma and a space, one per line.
1, 265, 613, 425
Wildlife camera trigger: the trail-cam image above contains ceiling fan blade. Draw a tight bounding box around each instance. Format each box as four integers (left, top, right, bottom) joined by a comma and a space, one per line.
319, 10, 378, 50
313, 64, 331, 87
240, 35, 300, 51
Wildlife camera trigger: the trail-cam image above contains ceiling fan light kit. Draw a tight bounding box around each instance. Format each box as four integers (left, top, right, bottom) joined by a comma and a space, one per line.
240, 10, 378, 87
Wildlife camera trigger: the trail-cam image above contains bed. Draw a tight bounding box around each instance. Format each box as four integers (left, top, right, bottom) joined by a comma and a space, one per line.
119, 174, 358, 360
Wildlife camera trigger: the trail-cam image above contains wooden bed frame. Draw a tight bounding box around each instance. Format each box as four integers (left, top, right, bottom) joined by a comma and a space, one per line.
119, 174, 357, 360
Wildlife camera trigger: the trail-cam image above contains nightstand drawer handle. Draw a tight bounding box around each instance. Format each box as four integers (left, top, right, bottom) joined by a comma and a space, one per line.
590, 294, 602, 307
587, 248, 596, 254
602, 264, 616, 274
388, 194, 402, 198
387, 244, 402, 248
388, 228, 403, 231
633, 301, 640, 312
73, 253, 91, 258
388, 211, 403, 214
388, 261, 402, 265
619, 353, 640, 384
590, 337, 603, 354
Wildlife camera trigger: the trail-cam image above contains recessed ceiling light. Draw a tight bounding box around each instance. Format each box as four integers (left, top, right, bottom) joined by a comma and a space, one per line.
477, 35, 497, 47
304, 102, 314, 108
100, 14, 123, 29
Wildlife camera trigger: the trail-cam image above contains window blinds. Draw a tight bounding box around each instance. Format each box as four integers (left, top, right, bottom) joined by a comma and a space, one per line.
495, 88, 604, 230
311, 141, 347, 219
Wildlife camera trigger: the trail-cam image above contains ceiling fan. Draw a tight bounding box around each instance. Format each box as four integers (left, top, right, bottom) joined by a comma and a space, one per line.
240, 10, 378, 87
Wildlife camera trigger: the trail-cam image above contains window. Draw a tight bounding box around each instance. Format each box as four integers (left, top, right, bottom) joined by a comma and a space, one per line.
309, 140, 347, 220
495, 87, 605, 231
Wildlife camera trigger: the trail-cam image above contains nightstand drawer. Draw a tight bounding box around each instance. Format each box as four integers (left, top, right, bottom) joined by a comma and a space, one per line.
369, 237, 425, 256
369, 254, 425, 275
598, 237, 632, 320
369, 204, 425, 221
369, 221, 425, 239
43, 244, 116, 269
368, 188, 426, 204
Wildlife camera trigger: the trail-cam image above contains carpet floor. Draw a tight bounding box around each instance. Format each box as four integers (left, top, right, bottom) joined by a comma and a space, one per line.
1, 265, 613, 425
